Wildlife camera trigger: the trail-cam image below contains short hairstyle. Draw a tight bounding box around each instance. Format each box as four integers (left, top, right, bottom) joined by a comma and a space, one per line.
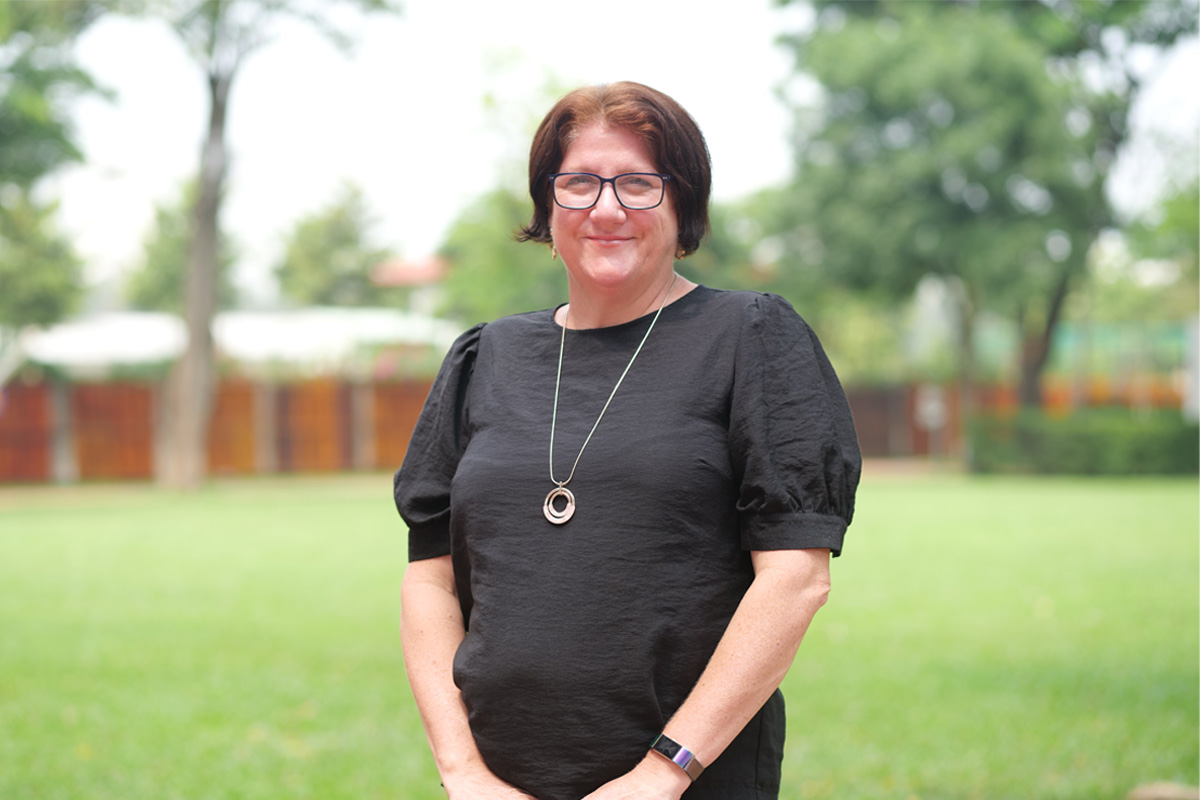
517, 82, 712, 257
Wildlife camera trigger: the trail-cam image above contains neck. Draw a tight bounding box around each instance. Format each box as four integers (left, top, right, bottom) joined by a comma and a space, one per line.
559, 270, 693, 329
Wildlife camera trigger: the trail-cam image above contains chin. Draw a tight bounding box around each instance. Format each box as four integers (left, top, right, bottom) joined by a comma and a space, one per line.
573, 254, 646, 287
579, 247, 676, 285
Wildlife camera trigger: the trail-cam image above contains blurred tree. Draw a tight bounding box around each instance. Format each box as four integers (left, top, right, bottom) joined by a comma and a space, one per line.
774, 0, 1197, 407
0, 193, 82, 330
275, 182, 397, 307
125, 178, 238, 313
0, 0, 103, 361
436, 70, 575, 324
683, 200, 768, 294
0, 0, 104, 187
1126, 178, 1199, 290
119, 0, 399, 488
1076, 179, 1200, 324
438, 186, 561, 324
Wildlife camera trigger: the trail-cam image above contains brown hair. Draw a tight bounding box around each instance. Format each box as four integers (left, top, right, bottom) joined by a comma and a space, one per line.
517, 82, 712, 257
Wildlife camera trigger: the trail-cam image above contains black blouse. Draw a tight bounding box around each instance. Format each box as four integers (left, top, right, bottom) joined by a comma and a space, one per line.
394, 286, 861, 800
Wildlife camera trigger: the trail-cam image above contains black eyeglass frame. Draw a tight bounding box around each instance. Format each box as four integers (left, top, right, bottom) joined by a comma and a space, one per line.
547, 172, 674, 210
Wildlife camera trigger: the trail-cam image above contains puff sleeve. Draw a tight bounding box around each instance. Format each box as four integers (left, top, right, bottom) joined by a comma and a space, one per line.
729, 294, 861, 556
393, 323, 485, 562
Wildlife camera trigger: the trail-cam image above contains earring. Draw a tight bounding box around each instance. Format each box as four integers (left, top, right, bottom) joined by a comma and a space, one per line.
551, 244, 558, 260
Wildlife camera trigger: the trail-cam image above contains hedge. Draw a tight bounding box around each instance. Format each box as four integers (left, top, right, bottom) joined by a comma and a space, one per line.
968, 410, 1199, 475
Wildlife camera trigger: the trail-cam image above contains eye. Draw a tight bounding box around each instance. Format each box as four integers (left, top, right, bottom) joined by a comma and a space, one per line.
564, 174, 598, 190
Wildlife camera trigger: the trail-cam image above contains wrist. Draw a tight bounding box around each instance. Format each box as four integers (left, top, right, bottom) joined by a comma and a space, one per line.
435, 748, 491, 783
636, 752, 694, 796
649, 732, 706, 782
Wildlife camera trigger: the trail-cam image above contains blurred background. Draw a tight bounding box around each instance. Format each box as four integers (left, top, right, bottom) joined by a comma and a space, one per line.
1, 4, 1197, 799
0, 0, 1196, 485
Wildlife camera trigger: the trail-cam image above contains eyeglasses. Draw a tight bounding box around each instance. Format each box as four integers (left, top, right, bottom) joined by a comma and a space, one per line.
548, 172, 673, 210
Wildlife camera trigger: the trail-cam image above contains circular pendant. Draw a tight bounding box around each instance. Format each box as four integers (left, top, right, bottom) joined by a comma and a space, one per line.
543, 485, 576, 525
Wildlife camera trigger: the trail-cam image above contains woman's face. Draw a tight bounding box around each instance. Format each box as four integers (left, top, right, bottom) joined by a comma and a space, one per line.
550, 123, 678, 293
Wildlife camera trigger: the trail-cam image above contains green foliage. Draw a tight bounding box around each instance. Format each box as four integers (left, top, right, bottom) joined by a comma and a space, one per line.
275, 182, 398, 307
0, 474, 1195, 799
774, 0, 1197, 399
0, 0, 102, 333
437, 187, 563, 324
1067, 179, 1199, 327
1146, 180, 1199, 265
777, 5, 1097, 309
1071, 259, 1199, 327
124, 178, 239, 313
0, 0, 104, 189
969, 410, 1200, 475
808, 289, 934, 386
990, 0, 1199, 62
675, 201, 760, 293
0, 191, 82, 329
1126, 178, 1200, 288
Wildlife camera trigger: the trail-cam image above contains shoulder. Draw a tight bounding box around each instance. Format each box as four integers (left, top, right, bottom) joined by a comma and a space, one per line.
693, 287, 814, 339
474, 308, 553, 347
436, 322, 486, 375
443, 308, 554, 358
692, 286, 803, 317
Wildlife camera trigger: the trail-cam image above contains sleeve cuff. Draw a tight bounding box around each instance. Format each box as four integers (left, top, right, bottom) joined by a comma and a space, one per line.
407, 518, 452, 562
740, 511, 847, 556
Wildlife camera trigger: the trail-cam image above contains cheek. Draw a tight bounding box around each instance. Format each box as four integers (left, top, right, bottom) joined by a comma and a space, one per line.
659, 198, 680, 244
549, 206, 569, 236
655, 213, 679, 248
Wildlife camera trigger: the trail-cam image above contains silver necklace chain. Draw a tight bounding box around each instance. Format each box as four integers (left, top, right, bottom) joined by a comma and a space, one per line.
543, 272, 678, 525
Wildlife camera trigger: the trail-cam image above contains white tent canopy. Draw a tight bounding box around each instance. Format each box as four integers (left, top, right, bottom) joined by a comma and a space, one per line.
11, 308, 461, 378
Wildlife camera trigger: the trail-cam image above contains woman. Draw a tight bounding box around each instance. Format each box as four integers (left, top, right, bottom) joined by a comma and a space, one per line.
396, 82, 860, 800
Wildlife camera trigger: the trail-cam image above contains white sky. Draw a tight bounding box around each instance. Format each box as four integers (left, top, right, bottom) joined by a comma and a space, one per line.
50, 0, 1198, 306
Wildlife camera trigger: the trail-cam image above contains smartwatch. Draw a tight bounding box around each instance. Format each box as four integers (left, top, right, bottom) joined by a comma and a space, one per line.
650, 733, 705, 781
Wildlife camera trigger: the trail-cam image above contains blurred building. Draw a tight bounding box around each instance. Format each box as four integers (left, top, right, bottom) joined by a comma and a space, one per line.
0, 308, 458, 483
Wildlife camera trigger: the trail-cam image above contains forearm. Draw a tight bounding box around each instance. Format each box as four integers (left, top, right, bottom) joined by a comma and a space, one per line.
581, 548, 831, 800
663, 548, 831, 767
399, 557, 485, 779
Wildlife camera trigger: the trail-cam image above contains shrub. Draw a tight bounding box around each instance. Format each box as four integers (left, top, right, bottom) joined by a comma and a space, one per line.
968, 410, 1199, 475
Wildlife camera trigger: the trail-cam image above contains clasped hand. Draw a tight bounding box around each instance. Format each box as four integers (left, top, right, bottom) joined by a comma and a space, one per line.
577, 754, 690, 800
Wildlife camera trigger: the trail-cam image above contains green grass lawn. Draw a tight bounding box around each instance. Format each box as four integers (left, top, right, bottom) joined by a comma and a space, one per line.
0, 472, 1195, 800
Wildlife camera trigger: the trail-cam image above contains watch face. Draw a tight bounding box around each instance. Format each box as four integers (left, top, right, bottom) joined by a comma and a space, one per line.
654, 736, 680, 758
652, 734, 704, 780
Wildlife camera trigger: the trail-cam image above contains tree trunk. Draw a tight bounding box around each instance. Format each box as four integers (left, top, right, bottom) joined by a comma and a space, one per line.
948, 278, 977, 460
1017, 262, 1075, 409
158, 72, 231, 488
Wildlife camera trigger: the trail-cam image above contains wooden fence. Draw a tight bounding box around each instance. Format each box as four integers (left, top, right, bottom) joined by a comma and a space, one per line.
0, 374, 1185, 483
0, 378, 434, 483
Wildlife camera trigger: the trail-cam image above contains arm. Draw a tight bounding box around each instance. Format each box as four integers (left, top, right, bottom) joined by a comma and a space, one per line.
400, 555, 537, 799
581, 547, 832, 800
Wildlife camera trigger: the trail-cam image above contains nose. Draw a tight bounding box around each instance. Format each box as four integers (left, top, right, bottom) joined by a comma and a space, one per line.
591, 182, 626, 219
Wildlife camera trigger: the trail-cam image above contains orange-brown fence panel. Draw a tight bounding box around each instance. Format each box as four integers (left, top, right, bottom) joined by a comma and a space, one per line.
0, 372, 1188, 483
276, 379, 348, 473
72, 383, 153, 480
372, 381, 433, 470
844, 387, 909, 458
1042, 374, 1183, 414
0, 382, 52, 482
207, 380, 257, 475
